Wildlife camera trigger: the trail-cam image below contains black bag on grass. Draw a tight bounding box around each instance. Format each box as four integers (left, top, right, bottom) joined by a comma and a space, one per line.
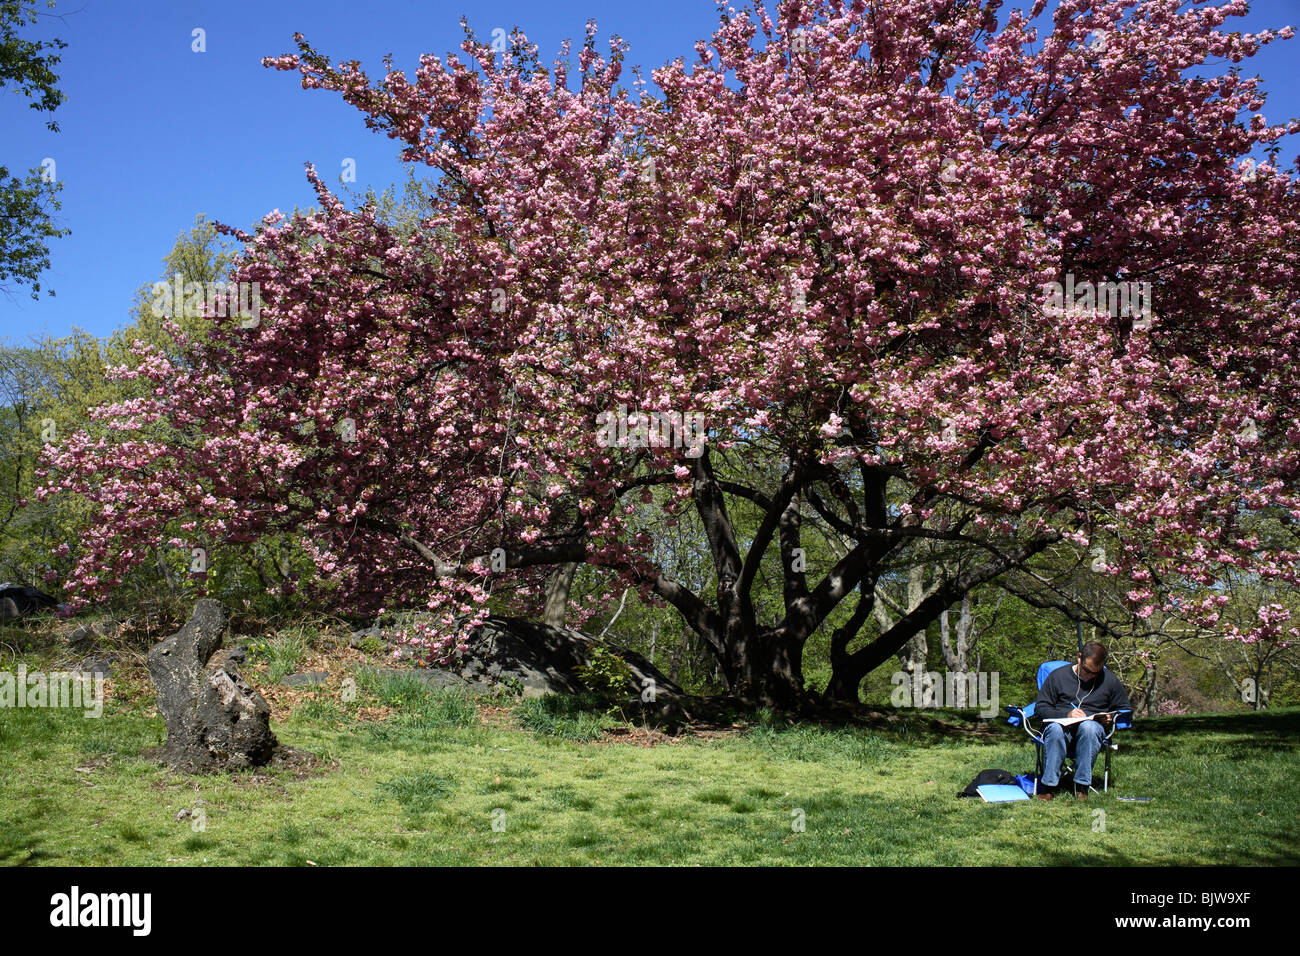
957, 769, 1017, 798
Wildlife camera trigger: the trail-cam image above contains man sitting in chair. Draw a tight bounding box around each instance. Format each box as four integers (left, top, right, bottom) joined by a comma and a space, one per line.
1035, 642, 1131, 800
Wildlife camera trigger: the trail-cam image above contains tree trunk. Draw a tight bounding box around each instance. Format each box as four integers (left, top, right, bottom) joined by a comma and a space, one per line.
939, 593, 974, 708
393, 440, 1061, 715
898, 631, 928, 702
668, 636, 685, 684
542, 562, 577, 627
824, 669, 862, 701
891, 565, 929, 701
726, 627, 806, 708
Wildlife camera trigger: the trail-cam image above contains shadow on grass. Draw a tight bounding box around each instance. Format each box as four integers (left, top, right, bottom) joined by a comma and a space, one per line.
982, 840, 1151, 866
1127, 708, 1300, 756
862, 706, 1300, 755
982, 836, 1300, 866
811, 705, 1022, 746
0, 826, 50, 866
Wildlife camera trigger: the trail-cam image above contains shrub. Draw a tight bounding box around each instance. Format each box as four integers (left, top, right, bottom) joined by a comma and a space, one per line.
576, 644, 635, 700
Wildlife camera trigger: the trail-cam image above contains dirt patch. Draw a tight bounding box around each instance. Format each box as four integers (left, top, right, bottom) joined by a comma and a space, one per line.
137, 744, 335, 783
598, 725, 674, 747
675, 723, 748, 741
247, 641, 366, 718
596, 719, 747, 748
476, 703, 518, 730
265, 745, 332, 776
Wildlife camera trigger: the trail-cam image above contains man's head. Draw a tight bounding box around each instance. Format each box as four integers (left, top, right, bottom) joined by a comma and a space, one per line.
1077, 641, 1108, 679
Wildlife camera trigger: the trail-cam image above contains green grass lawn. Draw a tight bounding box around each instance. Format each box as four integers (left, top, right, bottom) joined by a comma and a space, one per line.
1, 663, 1296, 866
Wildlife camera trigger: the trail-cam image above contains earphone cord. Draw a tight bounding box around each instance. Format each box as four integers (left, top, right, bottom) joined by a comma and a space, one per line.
1074, 671, 1096, 711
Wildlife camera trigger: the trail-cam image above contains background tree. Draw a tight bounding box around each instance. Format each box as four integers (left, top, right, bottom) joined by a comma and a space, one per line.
0, 0, 68, 298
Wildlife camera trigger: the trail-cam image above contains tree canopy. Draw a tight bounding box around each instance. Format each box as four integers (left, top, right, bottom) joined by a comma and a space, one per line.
38, 0, 1300, 706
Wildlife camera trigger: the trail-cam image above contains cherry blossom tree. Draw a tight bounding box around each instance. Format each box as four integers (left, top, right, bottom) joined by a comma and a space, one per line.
38, 0, 1300, 706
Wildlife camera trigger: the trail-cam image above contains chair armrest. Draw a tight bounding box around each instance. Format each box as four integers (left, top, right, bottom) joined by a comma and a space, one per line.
1007, 704, 1045, 743
1100, 710, 1133, 742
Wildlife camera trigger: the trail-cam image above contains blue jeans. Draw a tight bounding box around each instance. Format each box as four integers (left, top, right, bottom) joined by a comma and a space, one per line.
1041, 720, 1106, 788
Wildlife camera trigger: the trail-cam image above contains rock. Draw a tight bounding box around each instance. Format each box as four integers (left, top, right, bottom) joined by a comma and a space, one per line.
457, 617, 683, 699
348, 626, 386, 649
146, 599, 278, 773
65, 623, 101, 648
0, 585, 58, 620
282, 671, 329, 686
347, 613, 681, 700
366, 667, 495, 695
225, 646, 247, 664
65, 620, 124, 649
78, 654, 116, 677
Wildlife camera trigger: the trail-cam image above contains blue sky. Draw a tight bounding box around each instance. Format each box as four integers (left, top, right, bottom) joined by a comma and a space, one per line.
3, 0, 1299, 343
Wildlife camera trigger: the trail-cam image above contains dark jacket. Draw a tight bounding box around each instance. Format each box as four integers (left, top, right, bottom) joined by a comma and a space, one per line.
1035, 663, 1131, 720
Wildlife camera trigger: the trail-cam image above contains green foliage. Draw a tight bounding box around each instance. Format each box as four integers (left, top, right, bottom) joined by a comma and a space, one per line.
355, 636, 385, 655
0, 334, 112, 588
0, 1, 65, 120
0, 0, 68, 297
115, 214, 238, 362
566, 567, 722, 698
575, 644, 635, 700
0, 165, 66, 297
247, 629, 310, 684
498, 675, 525, 697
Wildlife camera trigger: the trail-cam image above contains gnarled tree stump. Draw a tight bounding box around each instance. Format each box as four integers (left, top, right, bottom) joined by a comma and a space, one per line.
146, 599, 277, 772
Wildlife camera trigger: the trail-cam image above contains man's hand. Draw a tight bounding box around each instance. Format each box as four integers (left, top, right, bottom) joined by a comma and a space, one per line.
1095, 712, 1115, 726
1069, 708, 1087, 719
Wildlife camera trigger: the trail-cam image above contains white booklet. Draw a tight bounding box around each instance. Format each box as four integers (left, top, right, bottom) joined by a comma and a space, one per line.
1045, 711, 1120, 726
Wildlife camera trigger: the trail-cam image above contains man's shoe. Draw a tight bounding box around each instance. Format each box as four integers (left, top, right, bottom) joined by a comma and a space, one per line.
1036, 791, 1054, 800
1075, 787, 1089, 800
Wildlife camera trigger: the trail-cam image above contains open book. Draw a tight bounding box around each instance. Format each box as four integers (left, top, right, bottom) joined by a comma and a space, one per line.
1045, 711, 1121, 727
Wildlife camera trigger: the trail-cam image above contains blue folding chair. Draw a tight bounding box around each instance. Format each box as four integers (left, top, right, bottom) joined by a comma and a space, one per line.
1006, 660, 1133, 795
